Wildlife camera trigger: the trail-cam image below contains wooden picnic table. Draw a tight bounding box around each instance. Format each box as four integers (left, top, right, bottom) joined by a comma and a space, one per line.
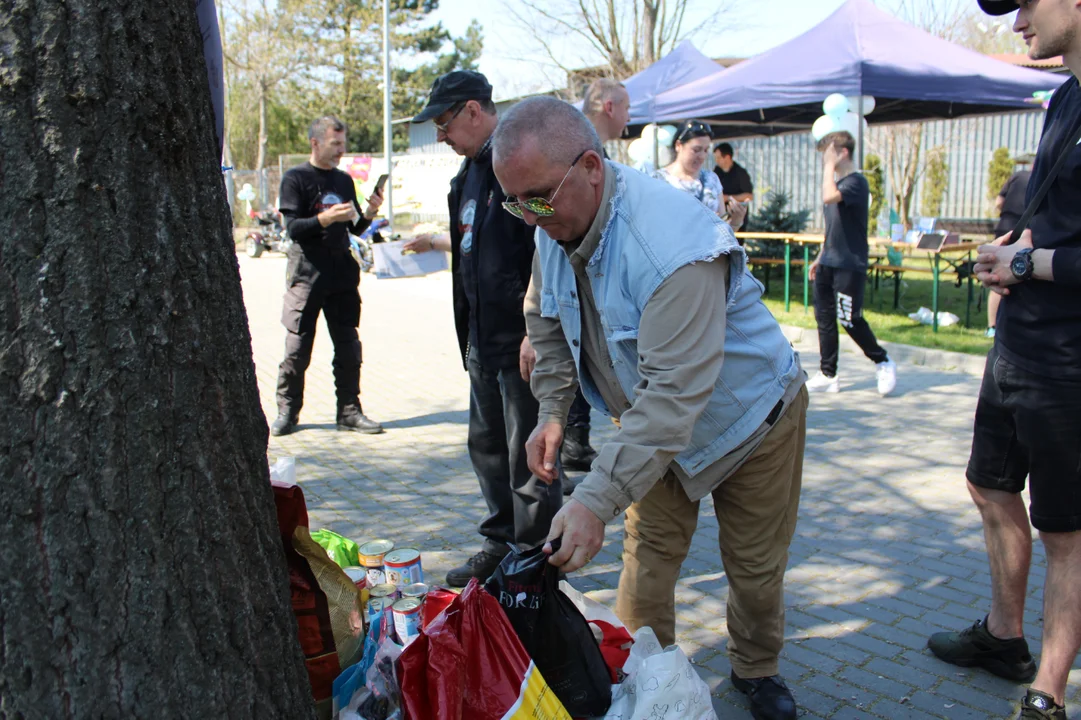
736, 233, 985, 332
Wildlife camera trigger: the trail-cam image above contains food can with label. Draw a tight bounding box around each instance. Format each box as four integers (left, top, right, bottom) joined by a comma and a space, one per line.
401, 582, 429, 603
358, 539, 395, 587
342, 566, 369, 606
367, 597, 390, 627
383, 548, 423, 589
369, 583, 399, 603
392, 597, 423, 646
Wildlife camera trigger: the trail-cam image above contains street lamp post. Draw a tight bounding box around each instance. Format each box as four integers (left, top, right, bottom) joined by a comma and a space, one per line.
382, 0, 393, 228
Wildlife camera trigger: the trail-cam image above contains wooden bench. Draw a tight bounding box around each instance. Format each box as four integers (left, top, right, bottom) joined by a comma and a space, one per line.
869, 263, 951, 309
747, 257, 806, 294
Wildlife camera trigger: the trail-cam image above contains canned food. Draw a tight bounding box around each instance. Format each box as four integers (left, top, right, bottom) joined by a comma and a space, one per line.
367, 597, 390, 627
392, 597, 423, 646
369, 583, 399, 602
358, 539, 395, 587
383, 548, 424, 589
401, 583, 429, 602
342, 566, 369, 607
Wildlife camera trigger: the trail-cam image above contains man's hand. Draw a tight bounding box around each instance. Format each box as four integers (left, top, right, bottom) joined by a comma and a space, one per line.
519, 336, 537, 382
318, 203, 357, 227
822, 143, 840, 170
975, 229, 1034, 295
526, 422, 563, 484
725, 198, 747, 230
363, 186, 384, 219
544, 499, 605, 572
402, 233, 436, 253
808, 260, 819, 281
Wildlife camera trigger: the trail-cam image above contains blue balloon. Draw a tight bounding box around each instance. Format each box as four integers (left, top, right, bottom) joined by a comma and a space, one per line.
811, 115, 838, 141
823, 93, 849, 118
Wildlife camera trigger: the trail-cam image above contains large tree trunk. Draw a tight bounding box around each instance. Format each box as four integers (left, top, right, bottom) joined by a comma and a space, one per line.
0, 2, 315, 718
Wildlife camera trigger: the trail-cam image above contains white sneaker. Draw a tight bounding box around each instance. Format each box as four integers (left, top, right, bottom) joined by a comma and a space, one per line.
806, 371, 840, 393
876, 359, 897, 396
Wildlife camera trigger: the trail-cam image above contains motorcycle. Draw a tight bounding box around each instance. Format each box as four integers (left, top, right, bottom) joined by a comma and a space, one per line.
349, 217, 397, 273
245, 209, 292, 258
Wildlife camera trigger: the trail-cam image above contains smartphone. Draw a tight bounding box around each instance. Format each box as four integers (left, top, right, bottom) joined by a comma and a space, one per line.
375, 174, 389, 193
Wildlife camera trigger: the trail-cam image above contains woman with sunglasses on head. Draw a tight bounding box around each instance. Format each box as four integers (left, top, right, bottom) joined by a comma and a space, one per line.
653, 120, 747, 231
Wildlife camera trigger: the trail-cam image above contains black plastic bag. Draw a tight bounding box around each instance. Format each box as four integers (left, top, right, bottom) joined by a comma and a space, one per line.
484, 540, 612, 716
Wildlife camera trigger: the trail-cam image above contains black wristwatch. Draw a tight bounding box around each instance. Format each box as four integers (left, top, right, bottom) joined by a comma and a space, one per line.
1010, 247, 1035, 282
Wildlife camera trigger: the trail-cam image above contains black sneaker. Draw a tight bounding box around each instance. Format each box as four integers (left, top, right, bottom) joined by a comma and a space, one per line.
336, 407, 384, 434
445, 549, 505, 588
561, 425, 598, 471
927, 616, 1037, 682
270, 414, 298, 437
1019, 689, 1067, 719
730, 672, 797, 720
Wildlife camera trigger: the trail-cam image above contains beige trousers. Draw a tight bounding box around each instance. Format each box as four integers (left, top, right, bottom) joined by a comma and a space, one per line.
615, 386, 807, 678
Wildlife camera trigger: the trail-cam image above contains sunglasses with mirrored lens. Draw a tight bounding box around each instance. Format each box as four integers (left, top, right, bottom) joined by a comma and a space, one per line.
678, 121, 712, 143
502, 150, 588, 219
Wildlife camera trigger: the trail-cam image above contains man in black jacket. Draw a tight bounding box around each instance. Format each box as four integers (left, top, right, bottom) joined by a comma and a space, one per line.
272, 116, 384, 437
404, 71, 561, 586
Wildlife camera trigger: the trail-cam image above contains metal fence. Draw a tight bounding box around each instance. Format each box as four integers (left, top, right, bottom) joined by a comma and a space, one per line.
731, 109, 1045, 232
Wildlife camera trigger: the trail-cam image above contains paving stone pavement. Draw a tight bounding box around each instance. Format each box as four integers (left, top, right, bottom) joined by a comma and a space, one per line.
240, 254, 1081, 719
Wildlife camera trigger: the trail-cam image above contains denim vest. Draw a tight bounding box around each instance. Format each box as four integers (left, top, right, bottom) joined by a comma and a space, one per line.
536, 163, 800, 477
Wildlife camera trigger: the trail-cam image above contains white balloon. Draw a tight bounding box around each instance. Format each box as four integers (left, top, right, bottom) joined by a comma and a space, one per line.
811, 115, 838, 141
822, 93, 849, 118
628, 137, 652, 165
845, 95, 877, 115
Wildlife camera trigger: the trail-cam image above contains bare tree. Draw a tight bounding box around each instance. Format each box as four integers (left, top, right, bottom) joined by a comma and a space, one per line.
0, 2, 314, 717
507, 0, 735, 81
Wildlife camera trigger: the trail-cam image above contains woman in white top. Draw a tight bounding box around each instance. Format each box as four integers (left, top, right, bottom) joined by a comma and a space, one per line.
653, 120, 746, 230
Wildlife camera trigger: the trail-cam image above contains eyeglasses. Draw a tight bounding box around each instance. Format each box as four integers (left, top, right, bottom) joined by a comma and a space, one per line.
434, 103, 466, 133
677, 121, 712, 143
502, 150, 588, 219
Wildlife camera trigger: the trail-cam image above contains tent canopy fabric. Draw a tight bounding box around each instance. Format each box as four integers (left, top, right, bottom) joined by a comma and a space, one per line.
623, 40, 723, 122
646, 0, 1066, 137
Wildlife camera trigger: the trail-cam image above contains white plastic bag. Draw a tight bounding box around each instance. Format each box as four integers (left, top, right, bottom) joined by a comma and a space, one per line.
601, 627, 717, 720
269, 456, 296, 486
908, 306, 960, 327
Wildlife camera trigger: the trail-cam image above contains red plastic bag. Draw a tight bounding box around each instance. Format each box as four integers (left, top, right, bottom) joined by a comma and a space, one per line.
397, 579, 570, 720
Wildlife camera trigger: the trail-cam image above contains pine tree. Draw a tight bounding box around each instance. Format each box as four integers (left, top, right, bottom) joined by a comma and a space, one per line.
744, 191, 812, 258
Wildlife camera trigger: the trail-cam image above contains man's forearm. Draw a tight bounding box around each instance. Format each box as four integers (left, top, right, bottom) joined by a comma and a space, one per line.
285, 215, 322, 242
1041, 247, 1081, 285
524, 254, 578, 425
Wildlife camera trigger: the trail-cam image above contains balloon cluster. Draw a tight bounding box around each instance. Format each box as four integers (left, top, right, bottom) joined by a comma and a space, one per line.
628, 124, 678, 172
811, 94, 875, 141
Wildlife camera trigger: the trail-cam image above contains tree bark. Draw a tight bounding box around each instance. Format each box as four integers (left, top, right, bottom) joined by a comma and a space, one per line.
257, 80, 269, 173
0, 2, 315, 718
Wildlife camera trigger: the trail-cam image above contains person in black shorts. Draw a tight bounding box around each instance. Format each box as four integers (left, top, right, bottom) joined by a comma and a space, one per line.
806, 131, 896, 396
271, 116, 384, 437
926, 2, 1081, 719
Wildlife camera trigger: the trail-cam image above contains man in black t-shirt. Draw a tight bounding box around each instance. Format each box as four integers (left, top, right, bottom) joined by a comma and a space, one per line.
927, 4, 1081, 717
271, 116, 384, 437
713, 143, 754, 231
806, 131, 895, 397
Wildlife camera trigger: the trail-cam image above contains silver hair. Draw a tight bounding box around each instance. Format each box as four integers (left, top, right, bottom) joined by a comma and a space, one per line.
309, 115, 346, 141
582, 78, 627, 117
492, 96, 603, 167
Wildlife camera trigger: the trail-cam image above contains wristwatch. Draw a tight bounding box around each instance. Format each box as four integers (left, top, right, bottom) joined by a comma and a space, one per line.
1010, 247, 1035, 282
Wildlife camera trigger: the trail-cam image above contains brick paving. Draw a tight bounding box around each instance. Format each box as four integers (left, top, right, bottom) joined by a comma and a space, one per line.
240, 254, 1080, 719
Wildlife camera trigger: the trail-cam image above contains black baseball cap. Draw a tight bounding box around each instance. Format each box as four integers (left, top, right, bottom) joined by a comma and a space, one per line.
413, 71, 493, 123
977, 0, 1017, 16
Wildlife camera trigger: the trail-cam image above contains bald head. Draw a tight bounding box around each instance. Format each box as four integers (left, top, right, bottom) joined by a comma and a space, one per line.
492, 97, 607, 243
581, 78, 630, 143
493, 96, 603, 167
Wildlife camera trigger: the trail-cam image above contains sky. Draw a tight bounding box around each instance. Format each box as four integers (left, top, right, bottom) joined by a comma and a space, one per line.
425, 0, 1001, 100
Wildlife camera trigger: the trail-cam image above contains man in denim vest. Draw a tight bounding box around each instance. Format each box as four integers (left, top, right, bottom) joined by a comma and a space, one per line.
493, 97, 808, 720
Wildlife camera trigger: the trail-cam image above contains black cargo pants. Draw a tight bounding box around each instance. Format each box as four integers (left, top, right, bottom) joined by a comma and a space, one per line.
275, 244, 363, 419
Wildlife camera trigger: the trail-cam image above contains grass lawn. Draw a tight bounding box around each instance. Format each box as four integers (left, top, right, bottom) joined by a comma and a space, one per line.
751, 264, 996, 357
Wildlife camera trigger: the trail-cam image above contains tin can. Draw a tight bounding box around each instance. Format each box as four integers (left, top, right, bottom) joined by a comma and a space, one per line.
342, 566, 369, 607
392, 597, 423, 646
401, 583, 429, 603
367, 597, 390, 627
369, 583, 399, 603
358, 539, 395, 587
383, 548, 424, 589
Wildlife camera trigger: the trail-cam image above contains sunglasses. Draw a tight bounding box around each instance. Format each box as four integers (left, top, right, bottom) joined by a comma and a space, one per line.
434, 102, 466, 133
677, 121, 712, 143
502, 150, 588, 219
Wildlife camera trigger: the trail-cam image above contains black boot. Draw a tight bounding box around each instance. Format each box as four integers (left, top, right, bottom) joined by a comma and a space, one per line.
271, 414, 298, 437
337, 406, 384, 434
561, 425, 597, 471
731, 672, 797, 720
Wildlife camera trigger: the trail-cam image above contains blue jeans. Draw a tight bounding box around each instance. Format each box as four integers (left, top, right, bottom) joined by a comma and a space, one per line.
567, 388, 592, 429
467, 349, 562, 554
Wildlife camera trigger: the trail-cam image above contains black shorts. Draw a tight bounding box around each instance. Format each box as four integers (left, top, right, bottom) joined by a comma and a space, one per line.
967, 344, 1081, 533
